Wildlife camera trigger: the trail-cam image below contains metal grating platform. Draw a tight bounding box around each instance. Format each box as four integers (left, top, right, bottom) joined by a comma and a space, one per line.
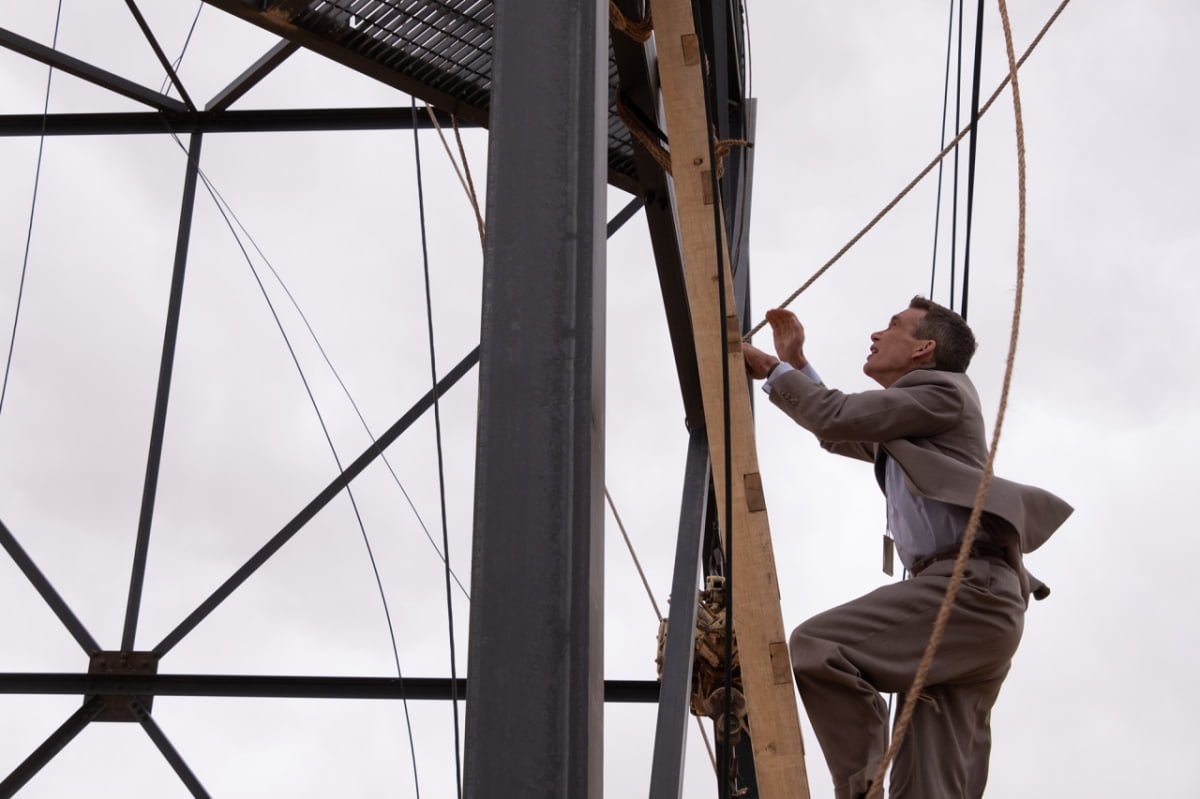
204, 0, 644, 192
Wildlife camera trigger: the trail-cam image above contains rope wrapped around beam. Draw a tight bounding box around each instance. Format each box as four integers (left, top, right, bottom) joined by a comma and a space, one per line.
609, 0, 654, 43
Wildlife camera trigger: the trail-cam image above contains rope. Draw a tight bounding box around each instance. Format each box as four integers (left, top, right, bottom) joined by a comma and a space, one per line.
451, 114, 484, 248
609, 0, 654, 43
422, 104, 485, 250
713, 132, 753, 180
743, 0, 1071, 341
608, 487, 721, 772
419, 113, 699, 723
865, 0, 1029, 792
418, 103, 727, 779
616, 88, 673, 174
607, 488, 664, 621
616, 93, 752, 182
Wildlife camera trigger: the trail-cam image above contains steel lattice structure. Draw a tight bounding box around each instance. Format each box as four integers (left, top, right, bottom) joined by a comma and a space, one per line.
0, 1, 757, 796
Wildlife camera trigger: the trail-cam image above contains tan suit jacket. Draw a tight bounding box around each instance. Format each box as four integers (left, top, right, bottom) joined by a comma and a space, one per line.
768, 367, 1072, 591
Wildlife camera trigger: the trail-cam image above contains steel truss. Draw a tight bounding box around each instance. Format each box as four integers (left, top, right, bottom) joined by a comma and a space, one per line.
0, 0, 760, 795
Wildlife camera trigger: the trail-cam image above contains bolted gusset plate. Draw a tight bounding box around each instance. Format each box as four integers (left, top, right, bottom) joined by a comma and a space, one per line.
86, 651, 161, 722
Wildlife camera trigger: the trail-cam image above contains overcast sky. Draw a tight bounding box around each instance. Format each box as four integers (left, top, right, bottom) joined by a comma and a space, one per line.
1, 1, 1197, 797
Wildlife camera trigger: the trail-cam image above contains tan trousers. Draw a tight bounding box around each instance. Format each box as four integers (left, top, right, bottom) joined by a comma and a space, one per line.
790, 558, 1025, 799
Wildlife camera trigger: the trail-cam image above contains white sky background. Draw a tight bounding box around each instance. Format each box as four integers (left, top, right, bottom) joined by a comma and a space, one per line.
0, 1, 1196, 797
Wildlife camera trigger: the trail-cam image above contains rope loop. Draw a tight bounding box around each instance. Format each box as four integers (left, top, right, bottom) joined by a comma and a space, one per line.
609, 0, 654, 43
713, 130, 753, 179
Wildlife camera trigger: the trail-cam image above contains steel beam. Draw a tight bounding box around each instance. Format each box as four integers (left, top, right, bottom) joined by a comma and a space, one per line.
649, 430, 710, 799
0, 674, 660, 702
607, 196, 645, 238
610, 0, 705, 431
124, 0, 197, 112
0, 696, 105, 795
131, 699, 211, 798
0, 108, 473, 138
0, 519, 100, 654
153, 345, 481, 656
123, 131, 204, 651
0, 27, 187, 114
206, 41, 300, 112
464, 0, 607, 795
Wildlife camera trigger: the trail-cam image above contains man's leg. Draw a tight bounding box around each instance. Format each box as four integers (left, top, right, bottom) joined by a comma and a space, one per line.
790, 558, 1023, 799
888, 673, 1006, 798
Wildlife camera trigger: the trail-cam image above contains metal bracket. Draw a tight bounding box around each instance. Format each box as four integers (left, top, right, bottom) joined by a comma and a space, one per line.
87, 651, 160, 722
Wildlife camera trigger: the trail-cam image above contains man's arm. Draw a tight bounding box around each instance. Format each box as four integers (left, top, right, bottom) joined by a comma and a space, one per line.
769, 368, 964, 443
744, 309, 964, 444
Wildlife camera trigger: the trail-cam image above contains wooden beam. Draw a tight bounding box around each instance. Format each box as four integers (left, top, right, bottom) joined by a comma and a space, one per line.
651, 2, 812, 798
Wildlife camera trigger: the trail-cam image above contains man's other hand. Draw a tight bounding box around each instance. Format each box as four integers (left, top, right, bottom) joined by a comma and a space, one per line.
742, 341, 778, 380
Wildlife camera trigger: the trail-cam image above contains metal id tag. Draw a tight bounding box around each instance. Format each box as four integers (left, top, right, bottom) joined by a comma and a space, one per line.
882, 534, 895, 576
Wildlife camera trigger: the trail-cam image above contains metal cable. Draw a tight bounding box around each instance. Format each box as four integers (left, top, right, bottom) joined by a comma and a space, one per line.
163, 130, 425, 797
195, 172, 470, 600
743, 0, 1071, 341
958, 0, 988, 321
929, 0, 958, 299
0, 0, 64, 420
410, 95, 464, 799
157, 3, 204, 96
866, 0, 1032, 792
949, 0, 966, 309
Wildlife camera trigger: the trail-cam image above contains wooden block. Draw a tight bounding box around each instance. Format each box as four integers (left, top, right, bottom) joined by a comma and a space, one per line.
744, 472, 766, 513
769, 641, 792, 685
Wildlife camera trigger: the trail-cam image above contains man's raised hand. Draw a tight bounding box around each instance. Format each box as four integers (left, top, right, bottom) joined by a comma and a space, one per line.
766, 308, 808, 370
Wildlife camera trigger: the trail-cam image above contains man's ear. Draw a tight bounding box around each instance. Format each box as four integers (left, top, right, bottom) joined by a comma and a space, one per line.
913, 339, 936, 365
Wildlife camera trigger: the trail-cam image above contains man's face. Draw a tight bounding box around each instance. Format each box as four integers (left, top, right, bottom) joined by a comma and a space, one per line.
863, 307, 932, 387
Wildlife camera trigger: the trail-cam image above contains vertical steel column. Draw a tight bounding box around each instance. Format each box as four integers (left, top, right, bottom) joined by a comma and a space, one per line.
463, 0, 607, 796
649, 430, 710, 799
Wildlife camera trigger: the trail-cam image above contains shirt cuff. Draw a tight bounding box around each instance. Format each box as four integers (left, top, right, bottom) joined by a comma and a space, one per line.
762, 362, 821, 394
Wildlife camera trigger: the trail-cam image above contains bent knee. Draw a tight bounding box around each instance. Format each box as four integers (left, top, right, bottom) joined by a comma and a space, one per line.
789, 624, 831, 675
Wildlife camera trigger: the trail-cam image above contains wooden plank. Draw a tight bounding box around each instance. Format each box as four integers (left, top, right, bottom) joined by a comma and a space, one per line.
651, 3, 812, 798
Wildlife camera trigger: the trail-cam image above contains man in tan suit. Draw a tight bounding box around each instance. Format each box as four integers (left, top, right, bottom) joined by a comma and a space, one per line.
742, 297, 1071, 799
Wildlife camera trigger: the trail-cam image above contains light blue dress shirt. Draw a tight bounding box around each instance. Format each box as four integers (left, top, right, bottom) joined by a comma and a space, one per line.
763, 361, 969, 569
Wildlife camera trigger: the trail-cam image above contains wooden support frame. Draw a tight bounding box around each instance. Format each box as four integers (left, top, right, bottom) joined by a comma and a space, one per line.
652, 1, 811, 797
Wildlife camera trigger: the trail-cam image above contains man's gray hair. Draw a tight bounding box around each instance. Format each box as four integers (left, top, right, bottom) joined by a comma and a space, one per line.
909, 296, 976, 373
